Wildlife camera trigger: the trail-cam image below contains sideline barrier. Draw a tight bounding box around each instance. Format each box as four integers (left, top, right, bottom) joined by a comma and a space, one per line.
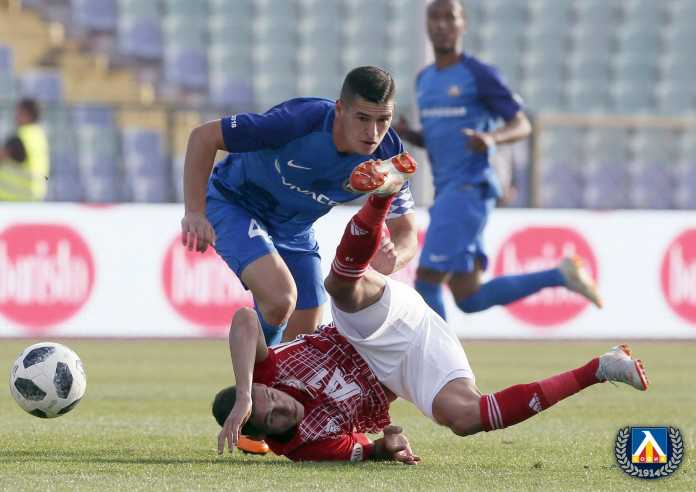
1, 204, 695, 338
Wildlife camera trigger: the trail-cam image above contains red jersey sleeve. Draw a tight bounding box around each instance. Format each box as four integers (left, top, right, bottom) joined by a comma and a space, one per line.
284, 433, 374, 462
252, 349, 277, 385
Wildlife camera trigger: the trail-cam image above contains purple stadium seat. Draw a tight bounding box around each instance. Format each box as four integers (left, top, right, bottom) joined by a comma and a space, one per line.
122, 128, 167, 177
83, 177, 123, 203
629, 160, 674, 209
583, 161, 631, 209
209, 76, 255, 109
164, 48, 208, 91
540, 163, 584, 208
49, 149, 81, 179
118, 18, 163, 61
71, 0, 117, 32
672, 160, 696, 208
20, 70, 63, 102
72, 104, 115, 127
47, 175, 83, 202
128, 176, 172, 203
76, 127, 120, 177
0, 44, 13, 73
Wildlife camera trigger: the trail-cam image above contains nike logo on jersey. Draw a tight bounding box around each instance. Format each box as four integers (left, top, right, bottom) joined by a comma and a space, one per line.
287, 160, 311, 170
428, 254, 449, 263
274, 159, 338, 206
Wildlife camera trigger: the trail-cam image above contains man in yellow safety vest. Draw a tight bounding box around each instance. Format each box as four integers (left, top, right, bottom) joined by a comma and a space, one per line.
0, 98, 50, 201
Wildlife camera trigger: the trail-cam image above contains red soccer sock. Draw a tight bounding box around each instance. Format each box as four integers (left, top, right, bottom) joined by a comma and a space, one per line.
331, 195, 394, 281
479, 358, 600, 431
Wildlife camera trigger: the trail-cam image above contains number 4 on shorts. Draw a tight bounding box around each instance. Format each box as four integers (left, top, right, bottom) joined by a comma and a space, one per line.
248, 218, 272, 243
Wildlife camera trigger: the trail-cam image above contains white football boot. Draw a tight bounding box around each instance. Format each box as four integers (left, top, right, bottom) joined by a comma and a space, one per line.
596, 344, 649, 391
348, 152, 417, 196
559, 256, 603, 308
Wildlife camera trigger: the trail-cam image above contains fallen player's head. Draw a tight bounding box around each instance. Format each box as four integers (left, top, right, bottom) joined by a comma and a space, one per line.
212, 384, 304, 438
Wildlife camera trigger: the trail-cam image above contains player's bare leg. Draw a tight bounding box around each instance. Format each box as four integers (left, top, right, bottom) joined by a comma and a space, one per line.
240, 253, 297, 331
432, 345, 649, 437
283, 306, 324, 342
325, 155, 417, 310
324, 194, 392, 313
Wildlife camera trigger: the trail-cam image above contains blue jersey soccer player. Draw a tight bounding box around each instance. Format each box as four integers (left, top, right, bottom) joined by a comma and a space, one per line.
394, 0, 601, 320
181, 66, 418, 348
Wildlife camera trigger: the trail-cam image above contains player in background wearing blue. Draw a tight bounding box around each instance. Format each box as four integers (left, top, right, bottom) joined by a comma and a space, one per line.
394, 0, 601, 321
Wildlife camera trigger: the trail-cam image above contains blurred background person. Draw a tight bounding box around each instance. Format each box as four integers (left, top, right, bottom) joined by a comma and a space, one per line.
0, 98, 50, 201
394, 0, 601, 321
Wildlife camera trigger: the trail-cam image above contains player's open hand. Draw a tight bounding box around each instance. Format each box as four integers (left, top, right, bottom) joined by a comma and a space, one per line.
181, 211, 216, 253
463, 128, 496, 153
383, 425, 420, 465
217, 392, 252, 455
370, 234, 398, 275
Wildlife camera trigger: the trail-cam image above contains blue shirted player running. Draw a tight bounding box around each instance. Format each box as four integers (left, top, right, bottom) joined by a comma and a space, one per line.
181, 67, 418, 347
395, 0, 601, 320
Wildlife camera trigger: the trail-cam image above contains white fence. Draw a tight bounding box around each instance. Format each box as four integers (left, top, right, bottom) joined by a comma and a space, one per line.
1, 204, 695, 338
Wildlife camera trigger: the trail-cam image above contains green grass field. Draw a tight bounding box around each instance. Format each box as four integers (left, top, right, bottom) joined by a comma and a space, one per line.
1, 339, 693, 491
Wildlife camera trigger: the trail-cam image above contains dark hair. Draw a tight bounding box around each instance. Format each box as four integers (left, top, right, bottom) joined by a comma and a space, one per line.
212, 386, 263, 437
340, 66, 395, 105
17, 98, 40, 122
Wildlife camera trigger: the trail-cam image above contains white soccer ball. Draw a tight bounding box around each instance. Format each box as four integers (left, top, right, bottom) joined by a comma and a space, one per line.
9, 342, 87, 418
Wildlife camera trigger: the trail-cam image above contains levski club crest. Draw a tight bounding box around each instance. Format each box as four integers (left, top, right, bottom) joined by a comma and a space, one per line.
615, 427, 684, 479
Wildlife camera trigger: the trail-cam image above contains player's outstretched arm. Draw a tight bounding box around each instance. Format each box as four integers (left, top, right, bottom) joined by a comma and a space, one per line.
181, 120, 225, 253
218, 308, 268, 454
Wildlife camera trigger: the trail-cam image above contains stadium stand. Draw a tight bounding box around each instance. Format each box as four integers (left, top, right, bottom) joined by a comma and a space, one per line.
0, 0, 694, 208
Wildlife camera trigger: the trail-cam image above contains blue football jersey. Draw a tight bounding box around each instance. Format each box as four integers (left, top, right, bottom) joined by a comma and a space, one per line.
416, 55, 521, 196
211, 98, 413, 241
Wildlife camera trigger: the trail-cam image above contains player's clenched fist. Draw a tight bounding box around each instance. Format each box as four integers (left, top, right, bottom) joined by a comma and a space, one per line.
181, 211, 216, 253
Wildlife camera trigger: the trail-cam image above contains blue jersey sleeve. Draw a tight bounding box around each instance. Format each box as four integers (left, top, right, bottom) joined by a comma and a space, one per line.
220, 98, 332, 152
467, 59, 522, 122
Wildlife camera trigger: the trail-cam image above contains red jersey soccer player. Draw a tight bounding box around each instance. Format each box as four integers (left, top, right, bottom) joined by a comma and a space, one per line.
213, 159, 649, 463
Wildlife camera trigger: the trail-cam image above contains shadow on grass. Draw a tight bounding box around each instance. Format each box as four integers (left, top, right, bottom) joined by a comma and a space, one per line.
0, 450, 371, 468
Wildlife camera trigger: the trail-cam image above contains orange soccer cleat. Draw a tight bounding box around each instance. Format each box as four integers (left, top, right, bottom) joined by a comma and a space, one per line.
237, 435, 270, 455
348, 152, 417, 196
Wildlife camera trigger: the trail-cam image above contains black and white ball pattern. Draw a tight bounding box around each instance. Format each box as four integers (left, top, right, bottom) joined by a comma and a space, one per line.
9, 342, 86, 418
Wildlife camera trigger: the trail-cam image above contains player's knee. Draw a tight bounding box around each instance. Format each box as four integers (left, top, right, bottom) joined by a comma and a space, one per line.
232, 307, 258, 326
446, 401, 482, 436
324, 274, 355, 299
264, 291, 297, 326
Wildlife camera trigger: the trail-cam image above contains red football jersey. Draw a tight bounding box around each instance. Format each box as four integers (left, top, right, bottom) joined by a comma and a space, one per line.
253, 324, 391, 461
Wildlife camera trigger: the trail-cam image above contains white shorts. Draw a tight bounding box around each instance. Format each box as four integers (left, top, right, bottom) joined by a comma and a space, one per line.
332, 276, 475, 419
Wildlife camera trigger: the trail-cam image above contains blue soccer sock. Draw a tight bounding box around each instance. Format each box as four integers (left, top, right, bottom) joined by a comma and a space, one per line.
456, 268, 565, 313
254, 305, 287, 346
415, 279, 447, 320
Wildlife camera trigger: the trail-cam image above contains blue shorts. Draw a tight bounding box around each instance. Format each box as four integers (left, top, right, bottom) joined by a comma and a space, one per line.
419, 185, 496, 273
206, 189, 327, 311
